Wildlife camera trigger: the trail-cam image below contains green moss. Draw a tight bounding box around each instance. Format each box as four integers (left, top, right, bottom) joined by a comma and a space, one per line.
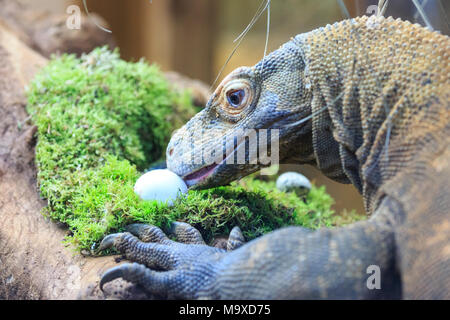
27, 47, 364, 253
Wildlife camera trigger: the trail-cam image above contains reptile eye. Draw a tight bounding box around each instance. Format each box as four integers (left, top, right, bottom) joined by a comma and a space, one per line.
227, 89, 245, 107
220, 78, 253, 118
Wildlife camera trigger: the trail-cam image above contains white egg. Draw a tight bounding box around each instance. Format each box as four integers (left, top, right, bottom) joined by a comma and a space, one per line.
134, 169, 188, 205
276, 172, 311, 195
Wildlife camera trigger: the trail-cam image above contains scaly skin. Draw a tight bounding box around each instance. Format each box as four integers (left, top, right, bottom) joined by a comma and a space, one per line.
100, 16, 450, 299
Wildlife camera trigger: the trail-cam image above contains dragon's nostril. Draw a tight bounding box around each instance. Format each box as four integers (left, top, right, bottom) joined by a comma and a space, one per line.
168, 147, 174, 157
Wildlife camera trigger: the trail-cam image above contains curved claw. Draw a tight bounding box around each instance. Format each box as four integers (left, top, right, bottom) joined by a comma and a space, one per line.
126, 223, 149, 235
100, 263, 185, 298
100, 265, 125, 291
126, 223, 168, 243
169, 221, 206, 245
168, 221, 188, 234
98, 233, 123, 251
227, 226, 245, 251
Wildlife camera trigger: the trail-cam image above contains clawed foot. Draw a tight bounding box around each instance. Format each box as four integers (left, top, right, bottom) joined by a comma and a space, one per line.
98, 222, 245, 299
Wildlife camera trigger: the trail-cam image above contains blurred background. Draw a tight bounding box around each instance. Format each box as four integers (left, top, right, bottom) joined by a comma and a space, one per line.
16, 0, 450, 214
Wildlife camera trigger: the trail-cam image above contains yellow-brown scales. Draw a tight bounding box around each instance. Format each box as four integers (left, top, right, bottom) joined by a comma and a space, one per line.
299, 15, 449, 213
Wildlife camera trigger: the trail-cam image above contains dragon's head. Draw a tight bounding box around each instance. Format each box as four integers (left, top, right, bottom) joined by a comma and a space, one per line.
167, 40, 315, 189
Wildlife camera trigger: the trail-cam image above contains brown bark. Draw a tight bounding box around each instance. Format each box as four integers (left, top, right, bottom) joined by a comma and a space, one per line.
0, 19, 147, 300
0, 1, 153, 300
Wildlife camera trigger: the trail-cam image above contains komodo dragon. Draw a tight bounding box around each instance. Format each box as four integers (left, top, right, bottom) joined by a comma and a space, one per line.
98, 15, 450, 299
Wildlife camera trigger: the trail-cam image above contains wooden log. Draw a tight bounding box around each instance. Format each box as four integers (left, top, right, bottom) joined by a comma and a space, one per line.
0, 21, 150, 300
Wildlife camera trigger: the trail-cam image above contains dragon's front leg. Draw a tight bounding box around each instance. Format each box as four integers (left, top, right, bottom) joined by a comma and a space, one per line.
98, 222, 244, 299
99, 197, 401, 299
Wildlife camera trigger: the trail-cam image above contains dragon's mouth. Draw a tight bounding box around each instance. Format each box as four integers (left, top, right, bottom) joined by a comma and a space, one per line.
183, 162, 220, 187
182, 138, 245, 188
